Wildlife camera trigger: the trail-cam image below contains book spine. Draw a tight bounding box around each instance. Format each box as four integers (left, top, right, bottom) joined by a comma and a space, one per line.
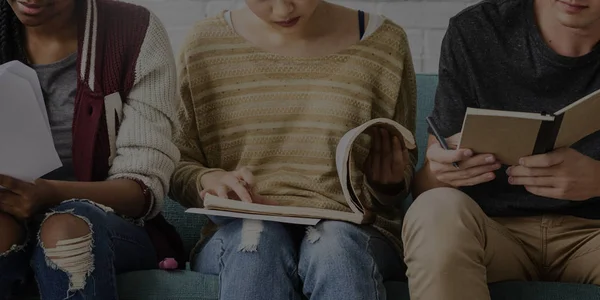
532, 113, 564, 155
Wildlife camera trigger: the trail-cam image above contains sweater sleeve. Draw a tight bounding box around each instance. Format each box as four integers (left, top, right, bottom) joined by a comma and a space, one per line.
107, 12, 181, 220
168, 37, 224, 209
366, 29, 418, 206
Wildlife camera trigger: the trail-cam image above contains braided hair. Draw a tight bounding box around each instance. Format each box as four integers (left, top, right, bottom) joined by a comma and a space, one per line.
0, 1, 27, 64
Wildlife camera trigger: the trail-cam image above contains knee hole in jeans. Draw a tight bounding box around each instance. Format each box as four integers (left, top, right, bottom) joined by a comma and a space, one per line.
38, 212, 94, 293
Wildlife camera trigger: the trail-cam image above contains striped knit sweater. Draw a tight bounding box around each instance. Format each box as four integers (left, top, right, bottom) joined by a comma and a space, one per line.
170, 11, 418, 253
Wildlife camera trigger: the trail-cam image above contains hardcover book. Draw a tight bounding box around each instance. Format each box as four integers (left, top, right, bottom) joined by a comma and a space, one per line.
458, 89, 600, 165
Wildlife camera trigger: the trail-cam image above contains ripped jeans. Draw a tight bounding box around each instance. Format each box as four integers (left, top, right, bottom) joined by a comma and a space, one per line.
0, 199, 157, 300
192, 218, 405, 300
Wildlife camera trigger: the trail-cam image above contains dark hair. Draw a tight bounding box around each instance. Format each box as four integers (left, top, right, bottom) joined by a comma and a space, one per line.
0, 1, 26, 64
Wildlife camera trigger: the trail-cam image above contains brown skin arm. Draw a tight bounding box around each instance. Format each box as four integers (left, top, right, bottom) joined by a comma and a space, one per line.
0, 176, 148, 220
412, 134, 452, 198
46, 179, 148, 218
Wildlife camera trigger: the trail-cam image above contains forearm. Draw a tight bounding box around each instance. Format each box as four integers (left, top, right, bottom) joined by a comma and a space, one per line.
45, 179, 147, 218
412, 161, 452, 198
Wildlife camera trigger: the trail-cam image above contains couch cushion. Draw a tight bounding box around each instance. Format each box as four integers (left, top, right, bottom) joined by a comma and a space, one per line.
414, 74, 438, 170
162, 198, 206, 255
21, 271, 600, 300
488, 281, 600, 299
114, 272, 600, 300
116, 270, 219, 300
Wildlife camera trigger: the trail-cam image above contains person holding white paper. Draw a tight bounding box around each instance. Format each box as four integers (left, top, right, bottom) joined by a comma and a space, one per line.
0, 0, 182, 299
170, 0, 418, 299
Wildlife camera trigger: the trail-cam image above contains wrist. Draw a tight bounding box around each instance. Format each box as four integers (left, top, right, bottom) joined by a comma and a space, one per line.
38, 179, 65, 208
369, 179, 406, 196
198, 169, 226, 190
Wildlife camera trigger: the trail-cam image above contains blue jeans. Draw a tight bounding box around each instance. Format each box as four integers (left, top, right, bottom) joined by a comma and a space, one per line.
192, 218, 405, 300
0, 199, 157, 300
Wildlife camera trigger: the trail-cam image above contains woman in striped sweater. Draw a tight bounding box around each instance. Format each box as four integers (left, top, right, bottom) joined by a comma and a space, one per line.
171, 0, 418, 299
0, 0, 181, 299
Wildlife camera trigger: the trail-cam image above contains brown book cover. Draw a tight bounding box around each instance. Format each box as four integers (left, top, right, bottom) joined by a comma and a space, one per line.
458, 88, 600, 165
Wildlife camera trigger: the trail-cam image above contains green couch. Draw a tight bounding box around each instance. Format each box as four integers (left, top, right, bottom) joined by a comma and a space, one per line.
111, 74, 600, 299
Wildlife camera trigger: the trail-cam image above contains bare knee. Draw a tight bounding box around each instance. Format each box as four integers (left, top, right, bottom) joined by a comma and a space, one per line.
38, 213, 94, 292
0, 212, 25, 253
39, 213, 91, 248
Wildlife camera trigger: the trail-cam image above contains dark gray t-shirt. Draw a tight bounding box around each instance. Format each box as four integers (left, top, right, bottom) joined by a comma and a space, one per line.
429, 0, 600, 218
33, 53, 77, 181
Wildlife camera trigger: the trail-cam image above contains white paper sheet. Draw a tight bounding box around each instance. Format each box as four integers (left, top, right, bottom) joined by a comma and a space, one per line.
0, 61, 50, 132
0, 62, 61, 183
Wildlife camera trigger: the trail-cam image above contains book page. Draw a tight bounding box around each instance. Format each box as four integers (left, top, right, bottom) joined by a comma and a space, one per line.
189, 118, 414, 225
201, 194, 365, 224
336, 118, 415, 215
458, 108, 549, 165
186, 208, 321, 225
0, 69, 62, 183
554, 89, 600, 149
336, 127, 364, 215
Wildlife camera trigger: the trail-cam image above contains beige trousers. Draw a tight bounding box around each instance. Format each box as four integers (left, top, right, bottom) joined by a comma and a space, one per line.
402, 187, 600, 300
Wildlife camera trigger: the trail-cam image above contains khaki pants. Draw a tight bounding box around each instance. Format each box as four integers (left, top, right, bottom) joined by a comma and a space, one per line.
402, 187, 600, 300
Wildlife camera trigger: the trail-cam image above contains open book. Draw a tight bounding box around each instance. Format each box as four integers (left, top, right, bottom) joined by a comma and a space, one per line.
185, 118, 416, 225
458, 88, 600, 165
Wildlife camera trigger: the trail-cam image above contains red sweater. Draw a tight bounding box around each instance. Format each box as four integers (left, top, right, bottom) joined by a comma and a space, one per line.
71, 0, 185, 267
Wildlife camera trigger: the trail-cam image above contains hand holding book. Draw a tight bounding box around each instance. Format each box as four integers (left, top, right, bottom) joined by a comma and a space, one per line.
456, 88, 600, 166
0, 174, 57, 220
506, 147, 600, 201
188, 118, 416, 225
426, 132, 501, 187
363, 126, 409, 195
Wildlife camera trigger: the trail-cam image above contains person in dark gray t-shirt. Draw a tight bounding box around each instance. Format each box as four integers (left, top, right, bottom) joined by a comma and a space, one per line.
402, 0, 600, 298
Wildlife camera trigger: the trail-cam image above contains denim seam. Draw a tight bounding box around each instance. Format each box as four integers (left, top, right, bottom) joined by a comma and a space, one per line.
216, 237, 225, 300
346, 225, 381, 244
190, 231, 218, 272
107, 230, 118, 299
289, 263, 300, 299
366, 235, 383, 300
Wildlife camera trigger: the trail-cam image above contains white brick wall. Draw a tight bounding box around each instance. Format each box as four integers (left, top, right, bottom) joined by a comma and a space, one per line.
126, 0, 476, 73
